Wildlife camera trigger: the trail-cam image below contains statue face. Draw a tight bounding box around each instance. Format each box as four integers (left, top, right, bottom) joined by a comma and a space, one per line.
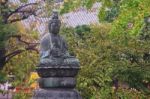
49, 22, 60, 34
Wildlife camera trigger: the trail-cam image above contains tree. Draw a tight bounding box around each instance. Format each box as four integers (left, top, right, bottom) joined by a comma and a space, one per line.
60, 0, 150, 98
0, 0, 55, 97
0, 0, 40, 69
60, 23, 150, 98
61, 0, 150, 36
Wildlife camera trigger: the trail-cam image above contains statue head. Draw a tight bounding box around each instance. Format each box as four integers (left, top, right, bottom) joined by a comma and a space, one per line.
48, 11, 61, 34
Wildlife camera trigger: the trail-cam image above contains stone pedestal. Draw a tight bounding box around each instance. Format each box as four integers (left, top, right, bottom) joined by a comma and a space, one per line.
39, 77, 76, 88
33, 65, 82, 99
33, 89, 81, 99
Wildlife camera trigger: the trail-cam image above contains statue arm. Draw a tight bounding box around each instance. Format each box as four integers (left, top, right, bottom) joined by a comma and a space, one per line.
62, 38, 75, 58
40, 35, 51, 58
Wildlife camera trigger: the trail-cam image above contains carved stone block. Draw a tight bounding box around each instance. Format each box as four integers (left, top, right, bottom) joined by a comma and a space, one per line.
39, 77, 76, 88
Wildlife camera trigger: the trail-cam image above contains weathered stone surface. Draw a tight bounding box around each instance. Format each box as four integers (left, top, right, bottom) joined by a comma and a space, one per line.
32, 89, 82, 99
36, 66, 80, 77
39, 77, 76, 88
40, 11, 79, 67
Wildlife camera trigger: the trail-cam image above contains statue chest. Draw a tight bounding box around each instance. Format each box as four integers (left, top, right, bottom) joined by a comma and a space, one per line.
51, 36, 62, 49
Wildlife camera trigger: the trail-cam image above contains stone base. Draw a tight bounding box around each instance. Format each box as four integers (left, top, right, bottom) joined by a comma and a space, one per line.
32, 89, 82, 99
39, 77, 76, 88
36, 66, 80, 77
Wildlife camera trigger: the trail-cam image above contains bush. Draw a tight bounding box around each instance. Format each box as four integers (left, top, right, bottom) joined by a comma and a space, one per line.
75, 25, 91, 38
60, 23, 150, 99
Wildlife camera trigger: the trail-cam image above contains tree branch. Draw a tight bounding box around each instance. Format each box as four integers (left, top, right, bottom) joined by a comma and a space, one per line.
7, 3, 37, 17
9, 35, 39, 45
5, 44, 39, 63
5, 3, 38, 23
4, 35, 39, 62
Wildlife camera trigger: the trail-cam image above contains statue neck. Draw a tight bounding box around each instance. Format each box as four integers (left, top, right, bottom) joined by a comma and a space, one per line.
50, 33, 59, 36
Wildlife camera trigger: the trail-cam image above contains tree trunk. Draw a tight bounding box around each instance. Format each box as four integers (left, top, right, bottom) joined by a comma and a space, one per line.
0, 47, 6, 69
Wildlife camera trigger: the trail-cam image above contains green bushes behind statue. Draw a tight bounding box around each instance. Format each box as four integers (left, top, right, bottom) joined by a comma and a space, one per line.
60, 23, 150, 99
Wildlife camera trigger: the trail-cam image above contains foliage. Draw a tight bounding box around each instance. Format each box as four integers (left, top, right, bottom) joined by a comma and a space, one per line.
91, 87, 147, 99
75, 25, 91, 38
0, 17, 16, 48
2, 22, 39, 98
100, 5, 119, 22
60, 3, 150, 98
0, 72, 7, 83
61, 24, 112, 98
61, 0, 150, 36
139, 16, 150, 40
13, 92, 32, 99
0, 4, 17, 68
0, 1, 39, 98
60, 0, 113, 14
60, 0, 118, 21
60, 0, 81, 14
60, 23, 150, 98
110, 0, 150, 36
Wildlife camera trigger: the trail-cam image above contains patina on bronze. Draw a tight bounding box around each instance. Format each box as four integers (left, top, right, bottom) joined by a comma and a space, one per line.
33, 11, 81, 99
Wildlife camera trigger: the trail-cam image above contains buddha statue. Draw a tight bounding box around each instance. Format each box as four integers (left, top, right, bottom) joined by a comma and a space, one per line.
40, 12, 79, 67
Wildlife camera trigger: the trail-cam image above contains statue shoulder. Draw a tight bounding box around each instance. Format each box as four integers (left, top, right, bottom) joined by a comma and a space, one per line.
40, 33, 51, 51
41, 33, 51, 43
